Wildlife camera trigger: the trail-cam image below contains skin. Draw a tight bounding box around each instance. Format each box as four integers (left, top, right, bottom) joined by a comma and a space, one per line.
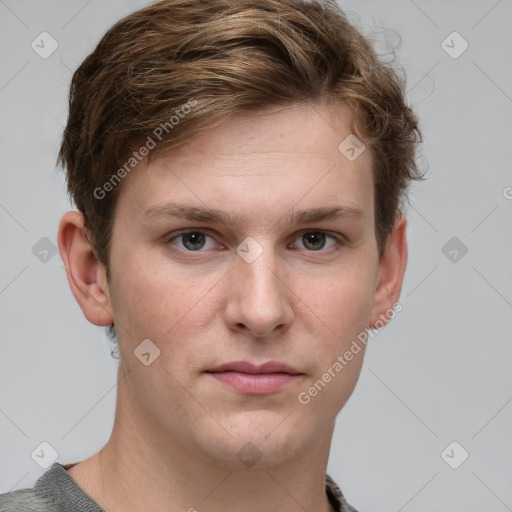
58, 100, 407, 512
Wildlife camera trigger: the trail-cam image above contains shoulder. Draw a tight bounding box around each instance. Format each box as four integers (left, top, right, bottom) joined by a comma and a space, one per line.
0, 463, 103, 512
0, 485, 53, 511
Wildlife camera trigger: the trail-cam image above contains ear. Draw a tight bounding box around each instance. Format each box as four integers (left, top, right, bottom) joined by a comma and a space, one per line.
57, 211, 113, 327
369, 213, 408, 329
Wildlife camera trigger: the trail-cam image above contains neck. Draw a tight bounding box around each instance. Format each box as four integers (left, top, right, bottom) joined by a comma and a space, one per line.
67, 368, 337, 512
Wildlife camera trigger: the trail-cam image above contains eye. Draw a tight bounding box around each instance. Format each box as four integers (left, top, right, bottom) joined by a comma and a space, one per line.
292, 231, 342, 252
166, 229, 344, 253
167, 230, 218, 251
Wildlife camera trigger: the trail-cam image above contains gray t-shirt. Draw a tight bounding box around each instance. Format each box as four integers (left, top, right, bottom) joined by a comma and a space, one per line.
0, 463, 359, 511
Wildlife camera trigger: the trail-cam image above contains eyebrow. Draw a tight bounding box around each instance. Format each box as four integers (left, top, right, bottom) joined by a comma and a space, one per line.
142, 202, 365, 226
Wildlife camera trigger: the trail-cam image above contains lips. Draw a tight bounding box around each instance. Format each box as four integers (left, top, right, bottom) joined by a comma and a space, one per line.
205, 361, 303, 395
205, 360, 302, 375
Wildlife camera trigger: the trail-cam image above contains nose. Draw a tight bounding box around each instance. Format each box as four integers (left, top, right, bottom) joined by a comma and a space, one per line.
223, 243, 294, 338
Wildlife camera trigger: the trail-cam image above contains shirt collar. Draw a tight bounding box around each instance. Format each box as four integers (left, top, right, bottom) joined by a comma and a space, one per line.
326, 473, 358, 512
48, 464, 357, 512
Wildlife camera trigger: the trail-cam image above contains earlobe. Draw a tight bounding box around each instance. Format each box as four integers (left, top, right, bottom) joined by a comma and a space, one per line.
370, 214, 408, 329
58, 211, 114, 327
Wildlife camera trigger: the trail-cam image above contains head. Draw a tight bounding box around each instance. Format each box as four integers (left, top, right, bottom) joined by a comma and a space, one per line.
57, 0, 423, 467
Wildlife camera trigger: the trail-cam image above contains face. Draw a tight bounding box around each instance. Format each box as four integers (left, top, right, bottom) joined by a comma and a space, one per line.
104, 101, 383, 467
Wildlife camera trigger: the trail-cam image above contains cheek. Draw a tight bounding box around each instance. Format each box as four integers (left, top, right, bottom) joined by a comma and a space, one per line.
111, 267, 189, 338
107, 259, 208, 405
292, 265, 375, 410
108, 250, 220, 365
297, 263, 376, 343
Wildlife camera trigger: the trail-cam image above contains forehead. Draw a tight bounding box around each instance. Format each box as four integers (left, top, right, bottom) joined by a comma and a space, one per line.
115, 102, 374, 228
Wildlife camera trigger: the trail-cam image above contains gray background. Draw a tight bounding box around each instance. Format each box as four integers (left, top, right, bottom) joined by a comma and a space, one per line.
1, 0, 511, 510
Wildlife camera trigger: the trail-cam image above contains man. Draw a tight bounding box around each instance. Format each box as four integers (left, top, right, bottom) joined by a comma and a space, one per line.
0, 0, 423, 510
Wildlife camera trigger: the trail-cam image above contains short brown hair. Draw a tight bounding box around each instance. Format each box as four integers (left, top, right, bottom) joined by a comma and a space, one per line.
57, 0, 424, 272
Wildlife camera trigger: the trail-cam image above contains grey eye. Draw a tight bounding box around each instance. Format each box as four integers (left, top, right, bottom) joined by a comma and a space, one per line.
170, 231, 216, 251
301, 232, 327, 251
181, 232, 206, 251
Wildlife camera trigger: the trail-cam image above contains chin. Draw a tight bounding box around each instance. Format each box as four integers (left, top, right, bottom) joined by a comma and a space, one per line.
194, 419, 309, 469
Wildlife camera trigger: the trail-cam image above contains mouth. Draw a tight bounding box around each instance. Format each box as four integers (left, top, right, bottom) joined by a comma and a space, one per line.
205, 361, 303, 395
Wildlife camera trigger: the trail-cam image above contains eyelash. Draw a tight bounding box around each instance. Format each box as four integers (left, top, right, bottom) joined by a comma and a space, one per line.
165, 229, 346, 254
